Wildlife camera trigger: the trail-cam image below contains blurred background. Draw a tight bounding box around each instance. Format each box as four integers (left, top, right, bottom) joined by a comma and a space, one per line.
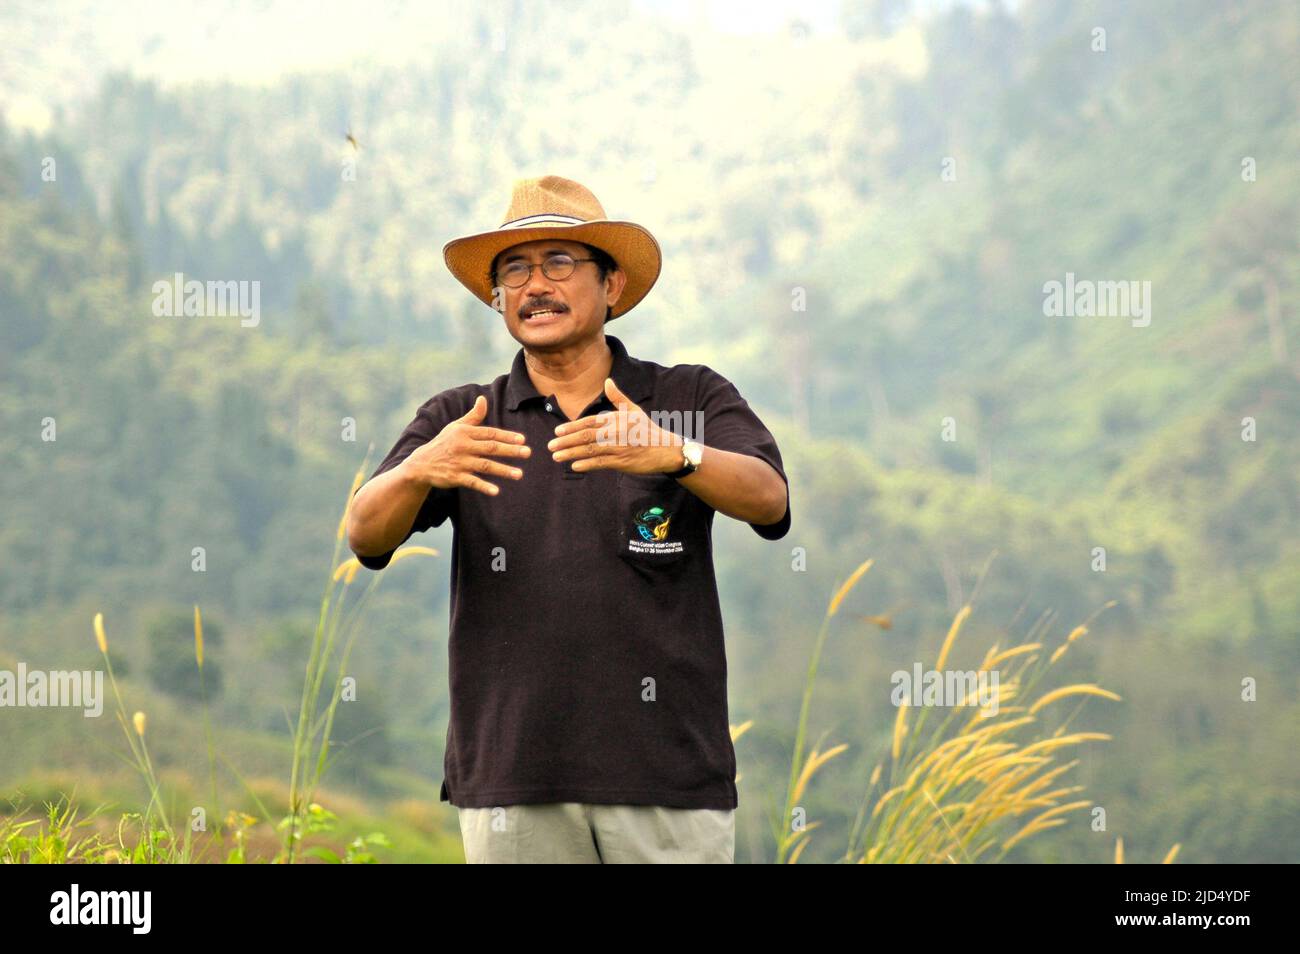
1, 0, 1296, 863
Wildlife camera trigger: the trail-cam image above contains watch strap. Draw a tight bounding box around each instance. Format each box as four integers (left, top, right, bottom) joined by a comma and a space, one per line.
665, 441, 700, 479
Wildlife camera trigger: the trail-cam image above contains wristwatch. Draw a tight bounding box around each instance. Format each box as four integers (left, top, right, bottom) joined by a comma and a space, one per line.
665, 440, 704, 479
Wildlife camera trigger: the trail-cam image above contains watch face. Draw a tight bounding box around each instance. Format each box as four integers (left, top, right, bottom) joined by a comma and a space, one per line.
684, 441, 703, 467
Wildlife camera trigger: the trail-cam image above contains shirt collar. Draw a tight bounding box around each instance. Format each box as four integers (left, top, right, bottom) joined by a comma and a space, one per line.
505, 334, 655, 411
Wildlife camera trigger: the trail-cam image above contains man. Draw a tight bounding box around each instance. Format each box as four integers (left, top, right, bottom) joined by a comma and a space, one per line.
347, 175, 791, 863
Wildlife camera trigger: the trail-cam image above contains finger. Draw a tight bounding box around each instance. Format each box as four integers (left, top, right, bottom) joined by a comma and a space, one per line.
458, 394, 488, 423
462, 475, 502, 495
546, 428, 600, 452
554, 411, 613, 437
466, 456, 524, 480
467, 438, 532, 459
570, 450, 616, 472
464, 425, 528, 444
456, 466, 503, 495
604, 377, 636, 411
556, 441, 612, 464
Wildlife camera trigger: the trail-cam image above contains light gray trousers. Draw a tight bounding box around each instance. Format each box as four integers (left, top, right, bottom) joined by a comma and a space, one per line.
457, 802, 735, 863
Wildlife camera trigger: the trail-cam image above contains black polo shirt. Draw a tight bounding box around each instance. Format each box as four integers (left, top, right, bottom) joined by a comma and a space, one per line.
353, 333, 791, 810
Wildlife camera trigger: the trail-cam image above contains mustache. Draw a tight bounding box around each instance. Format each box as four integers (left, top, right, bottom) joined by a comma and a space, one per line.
520, 299, 568, 318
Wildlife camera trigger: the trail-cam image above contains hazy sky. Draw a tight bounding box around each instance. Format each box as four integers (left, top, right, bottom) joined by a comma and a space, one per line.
0, 0, 1006, 132
640, 0, 1017, 33
635, 0, 844, 33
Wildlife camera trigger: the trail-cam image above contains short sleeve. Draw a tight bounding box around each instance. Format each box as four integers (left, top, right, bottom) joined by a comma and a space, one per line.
694, 367, 791, 540
353, 392, 464, 571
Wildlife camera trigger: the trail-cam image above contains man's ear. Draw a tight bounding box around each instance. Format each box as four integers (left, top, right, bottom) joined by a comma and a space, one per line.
604, 267, 628, 311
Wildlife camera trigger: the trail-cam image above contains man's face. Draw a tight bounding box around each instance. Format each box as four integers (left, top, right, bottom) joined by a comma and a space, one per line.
492, 238, 625, 348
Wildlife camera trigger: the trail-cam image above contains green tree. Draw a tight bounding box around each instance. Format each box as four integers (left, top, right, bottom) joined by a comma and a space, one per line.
146, 609, 223, 701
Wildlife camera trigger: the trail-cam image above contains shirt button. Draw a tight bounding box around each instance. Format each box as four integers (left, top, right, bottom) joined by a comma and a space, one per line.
545, 402, 552, 411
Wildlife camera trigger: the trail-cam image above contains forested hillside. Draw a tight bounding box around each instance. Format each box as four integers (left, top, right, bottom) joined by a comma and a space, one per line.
1, 0, 1296, 862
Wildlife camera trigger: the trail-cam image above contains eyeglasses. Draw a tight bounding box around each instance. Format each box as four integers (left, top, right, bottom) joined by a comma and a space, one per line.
494, 253, 598, 288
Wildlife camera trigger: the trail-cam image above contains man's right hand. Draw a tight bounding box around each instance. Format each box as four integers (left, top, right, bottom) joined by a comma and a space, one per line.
400, 394, 531, 496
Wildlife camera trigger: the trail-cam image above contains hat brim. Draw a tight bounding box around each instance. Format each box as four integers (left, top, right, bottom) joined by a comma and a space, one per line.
443, 220, 661, 321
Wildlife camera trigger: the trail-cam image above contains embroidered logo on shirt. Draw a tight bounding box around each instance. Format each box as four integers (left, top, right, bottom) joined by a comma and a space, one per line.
629, 506, 683, 554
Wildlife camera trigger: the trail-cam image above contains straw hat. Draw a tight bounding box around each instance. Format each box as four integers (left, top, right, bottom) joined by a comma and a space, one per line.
442, 175, 661, 321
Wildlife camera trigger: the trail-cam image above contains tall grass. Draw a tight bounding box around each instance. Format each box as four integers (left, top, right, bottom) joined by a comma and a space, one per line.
3, 469, 1183, 864
2, 453, 432, 863
775, 556, 1181, 864
281, 454, 436, 862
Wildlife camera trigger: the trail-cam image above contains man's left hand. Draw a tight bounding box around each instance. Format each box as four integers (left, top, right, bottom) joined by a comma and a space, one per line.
548, 377, 684, 474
